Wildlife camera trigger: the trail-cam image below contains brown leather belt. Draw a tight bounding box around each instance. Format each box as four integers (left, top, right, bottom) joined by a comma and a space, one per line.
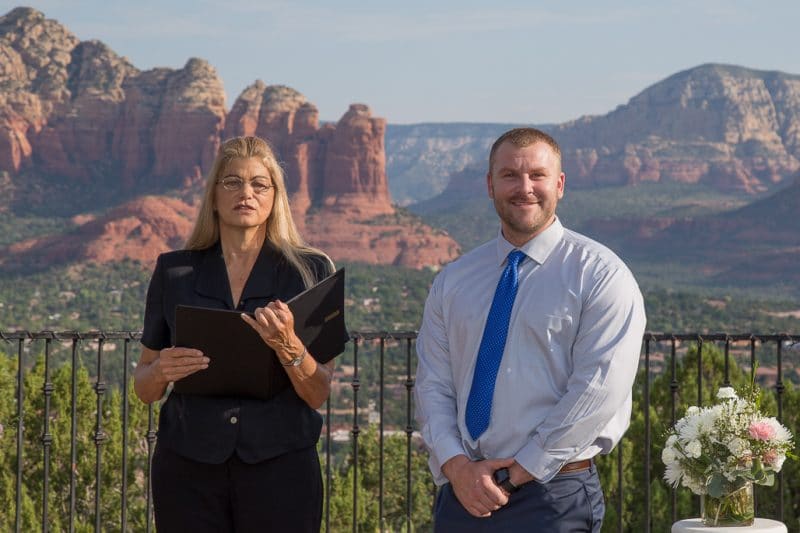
558, 459, 592, 474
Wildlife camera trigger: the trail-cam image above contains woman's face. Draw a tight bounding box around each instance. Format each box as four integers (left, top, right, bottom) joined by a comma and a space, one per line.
213, 157, 275, 233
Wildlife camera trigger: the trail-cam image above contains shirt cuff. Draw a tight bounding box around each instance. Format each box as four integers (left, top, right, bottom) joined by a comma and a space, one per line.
514, 437, 575, 483
429, 436, 467, 485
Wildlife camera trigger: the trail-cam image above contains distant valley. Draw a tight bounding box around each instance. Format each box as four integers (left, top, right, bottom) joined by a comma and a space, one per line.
0, 7, 798, 333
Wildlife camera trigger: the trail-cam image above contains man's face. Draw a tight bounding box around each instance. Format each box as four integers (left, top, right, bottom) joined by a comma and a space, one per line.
487, 141, 565, 246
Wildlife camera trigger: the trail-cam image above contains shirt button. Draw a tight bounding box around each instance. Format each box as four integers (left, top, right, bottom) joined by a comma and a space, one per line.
230, 416, 238, 424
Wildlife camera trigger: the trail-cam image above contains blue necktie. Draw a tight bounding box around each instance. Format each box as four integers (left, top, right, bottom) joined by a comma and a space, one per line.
465, 250, 526, 440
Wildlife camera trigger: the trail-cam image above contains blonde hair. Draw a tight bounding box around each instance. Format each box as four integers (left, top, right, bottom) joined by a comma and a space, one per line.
489, 127, 562, 174
185, 136, 333, 288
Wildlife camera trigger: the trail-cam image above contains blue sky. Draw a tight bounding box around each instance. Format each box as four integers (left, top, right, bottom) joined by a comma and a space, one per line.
9, 1, 800, 124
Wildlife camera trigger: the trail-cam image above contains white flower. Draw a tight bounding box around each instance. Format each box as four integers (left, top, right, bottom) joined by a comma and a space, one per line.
679, 416, 702, 442
699, 407, 719, 433
662, 446, 677, 464
683, 477, 706, 495
726, 437, 749, 457
679, 408, 716, 442
685, 440, 702, 458
765, 418, 793, 444
717, 387, 737, 400
663, 462, 683, 487
662, 384, 794, 498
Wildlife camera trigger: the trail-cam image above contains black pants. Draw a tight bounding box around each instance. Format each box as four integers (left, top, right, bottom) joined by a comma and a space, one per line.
152, 444, 322, 533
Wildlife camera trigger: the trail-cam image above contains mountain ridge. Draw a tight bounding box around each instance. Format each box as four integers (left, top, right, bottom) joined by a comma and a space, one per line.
0, 7, 460, 271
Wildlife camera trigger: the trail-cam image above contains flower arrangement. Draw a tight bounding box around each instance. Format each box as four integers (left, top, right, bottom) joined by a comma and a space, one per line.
662, 385, 795, 526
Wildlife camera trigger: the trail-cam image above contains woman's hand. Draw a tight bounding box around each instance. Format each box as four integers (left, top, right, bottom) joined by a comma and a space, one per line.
241, 300, 333, 409
133, 346, 208, 404
152, 347, 209, 383
241, 300, 302, 361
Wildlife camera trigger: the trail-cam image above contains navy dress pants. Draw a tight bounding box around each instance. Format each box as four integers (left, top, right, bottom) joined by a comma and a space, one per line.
434, 463, 604, 533
152, 444, 322, 533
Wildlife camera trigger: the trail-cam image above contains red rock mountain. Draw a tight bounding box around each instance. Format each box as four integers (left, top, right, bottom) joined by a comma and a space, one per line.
555, 64, 800, 193
0, 8, 225, 190
4, 196, 196, 269
0, 7, 459, 270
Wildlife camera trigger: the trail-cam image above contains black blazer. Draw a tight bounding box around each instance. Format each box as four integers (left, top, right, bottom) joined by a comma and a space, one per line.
141, 240, 334, 464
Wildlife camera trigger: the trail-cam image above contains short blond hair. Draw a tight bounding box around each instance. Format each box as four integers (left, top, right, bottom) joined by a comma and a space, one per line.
488, 128, 562, 174
186, 136, 332, 288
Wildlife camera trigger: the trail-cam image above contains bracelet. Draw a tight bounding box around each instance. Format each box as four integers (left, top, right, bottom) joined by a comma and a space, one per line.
281, 345, 307, 367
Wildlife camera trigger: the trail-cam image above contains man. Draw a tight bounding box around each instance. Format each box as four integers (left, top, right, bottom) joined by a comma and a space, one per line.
415, 128, 646, 532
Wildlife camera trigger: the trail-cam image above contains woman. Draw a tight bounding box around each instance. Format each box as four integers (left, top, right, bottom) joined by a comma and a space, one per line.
134, 136, 341, 532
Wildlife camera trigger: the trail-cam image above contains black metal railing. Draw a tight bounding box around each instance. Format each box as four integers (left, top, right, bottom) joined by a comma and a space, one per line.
1, 331, 797, 532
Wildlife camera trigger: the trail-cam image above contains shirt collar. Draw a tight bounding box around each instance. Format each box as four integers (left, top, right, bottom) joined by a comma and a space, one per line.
195, 239, 280, 308
494, 217, 564, 266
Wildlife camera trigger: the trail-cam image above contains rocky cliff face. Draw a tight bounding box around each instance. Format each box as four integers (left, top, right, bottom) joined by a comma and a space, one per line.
384, 123, 516, 205
0, 7, 459, 270
0, 7, 226, 193
225, 82, 393, 218
384, 65, 800, 205
555, 64, 800, 193
1, 196, 196, 270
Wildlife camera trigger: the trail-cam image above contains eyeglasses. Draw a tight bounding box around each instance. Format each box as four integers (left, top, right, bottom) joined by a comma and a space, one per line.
216, 176, 275, 194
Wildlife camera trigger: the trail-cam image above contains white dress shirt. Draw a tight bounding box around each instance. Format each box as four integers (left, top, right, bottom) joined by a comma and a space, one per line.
415, 218, 647, 485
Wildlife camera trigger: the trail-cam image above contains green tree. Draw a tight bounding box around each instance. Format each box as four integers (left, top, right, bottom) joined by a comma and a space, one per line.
326, 425, 435, 532
0, 346, 155, 531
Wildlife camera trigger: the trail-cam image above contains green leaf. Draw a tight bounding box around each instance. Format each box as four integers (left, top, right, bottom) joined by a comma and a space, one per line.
707, 474, 727, 498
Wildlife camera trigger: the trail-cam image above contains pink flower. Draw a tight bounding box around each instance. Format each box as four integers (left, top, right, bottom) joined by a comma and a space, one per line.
763, 449, 779, 465
749, 420, 776, 441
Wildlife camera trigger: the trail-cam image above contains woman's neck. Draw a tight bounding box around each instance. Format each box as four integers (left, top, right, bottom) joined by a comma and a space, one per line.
219, 225, 266, 260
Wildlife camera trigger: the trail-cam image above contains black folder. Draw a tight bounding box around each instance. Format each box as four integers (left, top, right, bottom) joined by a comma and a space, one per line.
173, 268, 348, 400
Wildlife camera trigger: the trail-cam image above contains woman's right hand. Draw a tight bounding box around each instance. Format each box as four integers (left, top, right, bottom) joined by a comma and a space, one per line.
134, 346, 208, 403
152, 347, 209, 383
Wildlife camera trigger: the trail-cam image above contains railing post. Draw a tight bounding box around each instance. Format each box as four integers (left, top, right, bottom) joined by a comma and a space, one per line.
616, 442, 623, 533
696, 336, 703, 407
351, 336, 361, 533
694, 335, 703, 516
145, 404, 156, 533
405, 336, 414, 533
378, 337, 385, 532
325, 384, 332, 533
94, 336, 107, 532
121, 337, 131, 532
42, 334, 54, 533
775, 336, 786, 522
723, 336, 731, 386
644, 336, 651, 533
669, 336, 678, 524
15, 335, 25, 533
69, 334, 80, 533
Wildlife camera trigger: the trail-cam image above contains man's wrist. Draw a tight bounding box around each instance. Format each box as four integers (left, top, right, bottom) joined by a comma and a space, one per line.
493, 467, 518, 493
508, 462, 535, 486
441, 454, 469, 481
